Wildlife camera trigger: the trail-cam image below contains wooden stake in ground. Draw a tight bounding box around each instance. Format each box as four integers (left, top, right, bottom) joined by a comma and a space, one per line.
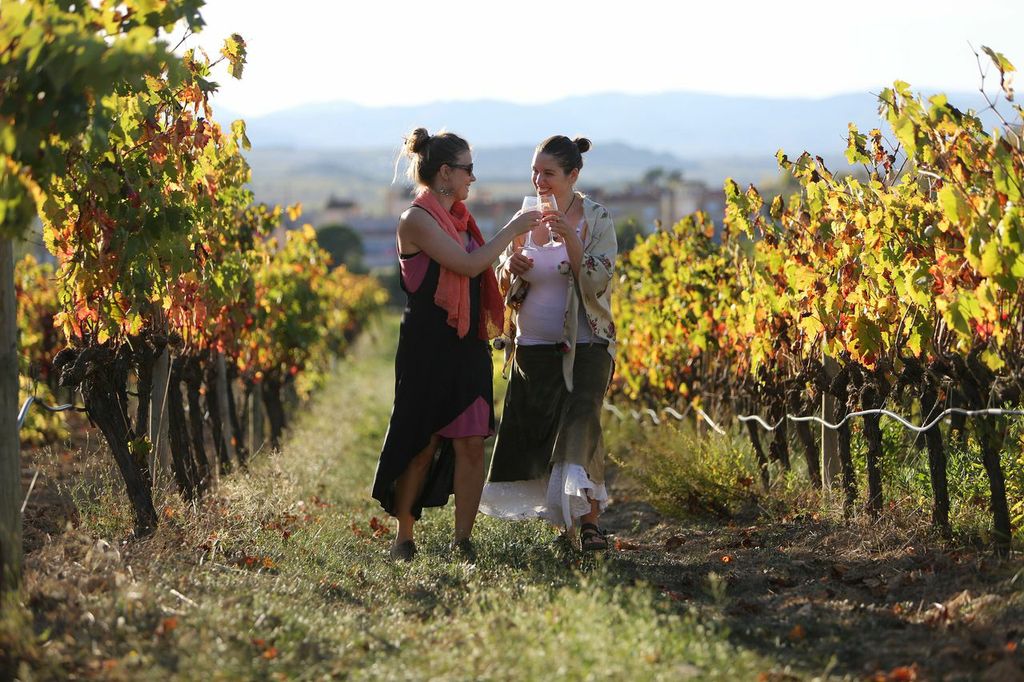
0, 238, 22, 594
250, 382, 265, 455
215, 353, 234, 466
820, 355, 841, 491
150, 347, 171, 487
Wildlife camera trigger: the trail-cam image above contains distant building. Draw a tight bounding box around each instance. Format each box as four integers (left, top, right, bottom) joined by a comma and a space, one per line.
384, 185, 415, 218
319, 196, 362, 226
586, 185, 662, 228
465, 177, 723, 238
467, 195, 528, 236
589, 178, 723, 233
311, 175, 724, 269
308, 195, 397, 269
347, 216, 398, 269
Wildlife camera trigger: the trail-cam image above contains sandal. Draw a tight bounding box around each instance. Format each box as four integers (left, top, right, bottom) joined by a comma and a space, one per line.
579, 522, 609, 551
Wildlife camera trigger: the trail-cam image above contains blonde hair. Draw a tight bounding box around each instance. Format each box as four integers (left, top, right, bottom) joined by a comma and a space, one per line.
394, 127, 470, 188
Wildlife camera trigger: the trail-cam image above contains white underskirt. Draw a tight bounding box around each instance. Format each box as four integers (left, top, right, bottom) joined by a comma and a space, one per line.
479, 462, 608, 529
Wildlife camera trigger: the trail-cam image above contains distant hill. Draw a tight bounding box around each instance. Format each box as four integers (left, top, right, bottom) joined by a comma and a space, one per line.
234, 89, 1004, 213
246, 142, 692, 185
244, 143, 706, 217
239, 89, 996, 158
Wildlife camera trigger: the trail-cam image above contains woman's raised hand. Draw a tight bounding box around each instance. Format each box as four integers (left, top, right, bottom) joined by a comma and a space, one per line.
508, 249, 534, 277
508, 210, 541, 235
543, 210, 580, 248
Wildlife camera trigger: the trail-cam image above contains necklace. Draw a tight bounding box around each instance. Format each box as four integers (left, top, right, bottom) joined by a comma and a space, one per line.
563, 192, 577, 214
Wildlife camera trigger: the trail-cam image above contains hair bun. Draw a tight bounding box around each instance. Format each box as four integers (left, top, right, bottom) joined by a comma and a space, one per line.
405, 127, 431, 156
573, 137, 592, 154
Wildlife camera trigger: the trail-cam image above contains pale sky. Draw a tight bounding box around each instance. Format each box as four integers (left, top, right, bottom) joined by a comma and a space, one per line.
180, 0, 1023, 117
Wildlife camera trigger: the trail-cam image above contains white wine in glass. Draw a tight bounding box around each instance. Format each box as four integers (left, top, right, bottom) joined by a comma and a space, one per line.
538, 193, 559, 247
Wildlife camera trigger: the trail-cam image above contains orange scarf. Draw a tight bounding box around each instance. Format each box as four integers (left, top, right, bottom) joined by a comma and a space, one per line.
413, 192, 504, 340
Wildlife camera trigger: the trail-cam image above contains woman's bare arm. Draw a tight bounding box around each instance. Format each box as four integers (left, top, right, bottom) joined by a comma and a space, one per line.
398, 208, 539, 277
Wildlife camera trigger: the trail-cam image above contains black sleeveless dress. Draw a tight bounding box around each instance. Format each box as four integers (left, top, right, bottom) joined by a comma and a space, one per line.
371, 247, 495, 519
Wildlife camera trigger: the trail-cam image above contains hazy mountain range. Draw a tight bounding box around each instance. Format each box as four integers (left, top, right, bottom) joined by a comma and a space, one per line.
229, 89, 1002, 212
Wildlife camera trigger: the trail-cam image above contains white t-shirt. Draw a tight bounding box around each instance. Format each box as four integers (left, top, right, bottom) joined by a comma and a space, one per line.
515, 221, 595, 346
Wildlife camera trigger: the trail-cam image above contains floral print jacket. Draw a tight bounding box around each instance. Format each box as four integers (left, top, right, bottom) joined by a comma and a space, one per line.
496, 195, 617, 391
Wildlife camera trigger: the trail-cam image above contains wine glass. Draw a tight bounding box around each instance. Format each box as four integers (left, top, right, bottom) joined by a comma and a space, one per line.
521, 195, 544, 248
521, 195, 541, 215
538, 193, 559, 247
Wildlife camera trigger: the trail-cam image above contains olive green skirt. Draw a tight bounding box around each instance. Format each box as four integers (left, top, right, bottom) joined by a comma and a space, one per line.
487, 343, 612, 484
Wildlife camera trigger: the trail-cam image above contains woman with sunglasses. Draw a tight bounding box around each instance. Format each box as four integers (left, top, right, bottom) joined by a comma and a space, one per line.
480, 135, 618, 551
372, 127, 539, 562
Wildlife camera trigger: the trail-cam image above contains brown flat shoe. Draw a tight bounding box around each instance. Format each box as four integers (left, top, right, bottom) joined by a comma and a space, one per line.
390, 539, 416, 561
449, 538, 477, 564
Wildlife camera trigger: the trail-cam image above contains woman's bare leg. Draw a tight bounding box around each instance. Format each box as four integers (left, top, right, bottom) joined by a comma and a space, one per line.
393, 436, 440, 544
452, 436, 485, 541
579, 497, 608, 549
580, 497, 601, 526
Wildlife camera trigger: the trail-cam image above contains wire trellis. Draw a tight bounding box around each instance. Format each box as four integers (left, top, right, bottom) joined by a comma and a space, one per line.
603, 402, 1024, 435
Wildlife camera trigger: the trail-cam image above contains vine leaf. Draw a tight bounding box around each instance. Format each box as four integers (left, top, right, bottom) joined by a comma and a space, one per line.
981, 45, 1015, 101
221, 34, 248, 79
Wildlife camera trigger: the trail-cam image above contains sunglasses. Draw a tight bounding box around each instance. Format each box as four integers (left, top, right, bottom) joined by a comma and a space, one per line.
447, 162, 474, 175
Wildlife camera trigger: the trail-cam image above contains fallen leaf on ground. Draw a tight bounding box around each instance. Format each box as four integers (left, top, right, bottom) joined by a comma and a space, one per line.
869, 664, 918, 681
156, 617, 178, 636
664, 535, 686, 550
886, 664, 918, 681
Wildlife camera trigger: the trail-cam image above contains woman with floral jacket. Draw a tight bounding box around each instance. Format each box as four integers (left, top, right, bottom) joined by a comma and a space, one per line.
479, 135, 617, 550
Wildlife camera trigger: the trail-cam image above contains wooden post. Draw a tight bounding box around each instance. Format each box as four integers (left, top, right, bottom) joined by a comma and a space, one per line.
1, 238, 22, 593
149, 347, 171, 488
821, 354, 841, 491
216, 353, 234, 465
250, 382, 265, 455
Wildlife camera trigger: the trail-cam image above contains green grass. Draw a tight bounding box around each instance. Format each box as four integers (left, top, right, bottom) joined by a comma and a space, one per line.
605, 416, 767, 520
606, 397, 1024, 550
6, 316, 778, 681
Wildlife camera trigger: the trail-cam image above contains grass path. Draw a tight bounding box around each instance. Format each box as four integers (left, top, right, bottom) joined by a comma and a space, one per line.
8, 317, 779, 681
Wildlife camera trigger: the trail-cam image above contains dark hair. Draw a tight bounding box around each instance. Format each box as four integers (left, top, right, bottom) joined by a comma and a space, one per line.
536, 135, 592, 174
401, 127, 470, 187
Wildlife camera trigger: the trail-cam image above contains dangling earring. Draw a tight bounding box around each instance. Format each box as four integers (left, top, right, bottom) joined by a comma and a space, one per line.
437, 185, 452, 196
